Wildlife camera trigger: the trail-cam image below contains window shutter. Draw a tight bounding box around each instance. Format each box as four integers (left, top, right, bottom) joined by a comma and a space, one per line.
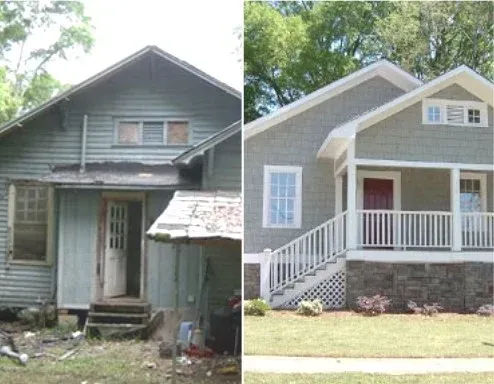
446, 105, 465, 125
142, 122, 165, 145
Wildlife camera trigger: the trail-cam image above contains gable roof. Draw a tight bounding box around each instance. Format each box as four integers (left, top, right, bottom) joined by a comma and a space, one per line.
244, 60, 422, 140
0, 45, 240, 138
173, 119, 241, 165
318, 65, 494, 159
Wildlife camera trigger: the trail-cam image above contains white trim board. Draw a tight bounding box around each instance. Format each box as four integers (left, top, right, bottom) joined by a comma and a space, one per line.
354, 158, 494, 171
244, 253, 262, 264
244, 60, 422, 140
346, 250, 494, 264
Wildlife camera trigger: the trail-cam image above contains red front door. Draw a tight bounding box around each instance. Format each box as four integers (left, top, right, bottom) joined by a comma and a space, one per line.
363, 178, 394, 247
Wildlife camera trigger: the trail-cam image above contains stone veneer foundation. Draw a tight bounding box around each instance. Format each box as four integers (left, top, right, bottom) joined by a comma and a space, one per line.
346, 261, 494, 312
244, 264, 260, 299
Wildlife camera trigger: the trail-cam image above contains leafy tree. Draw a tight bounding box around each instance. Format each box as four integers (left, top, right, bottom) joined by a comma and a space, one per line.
244, 1, 493, 123
0, 1, 94, 124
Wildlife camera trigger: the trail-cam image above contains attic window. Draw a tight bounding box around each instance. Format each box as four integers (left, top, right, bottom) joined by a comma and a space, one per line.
166, 121, 189, 145
423, 99, 487, 127
115, 119, 190, 145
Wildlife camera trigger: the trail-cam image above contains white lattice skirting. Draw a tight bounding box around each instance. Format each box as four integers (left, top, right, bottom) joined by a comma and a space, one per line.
280, 270, 346, 309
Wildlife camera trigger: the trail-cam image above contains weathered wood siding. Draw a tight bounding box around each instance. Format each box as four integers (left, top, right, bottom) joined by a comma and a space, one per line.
0, 52, 239, 308
203, 132, 241, 190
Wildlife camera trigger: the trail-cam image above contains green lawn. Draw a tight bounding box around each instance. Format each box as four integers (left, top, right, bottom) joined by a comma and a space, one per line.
244, 311, 494, 357
244, 373, 494, 384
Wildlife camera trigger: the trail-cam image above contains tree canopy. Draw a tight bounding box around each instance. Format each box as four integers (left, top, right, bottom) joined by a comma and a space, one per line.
244, 1, 493, 123
0, 1, 94, 124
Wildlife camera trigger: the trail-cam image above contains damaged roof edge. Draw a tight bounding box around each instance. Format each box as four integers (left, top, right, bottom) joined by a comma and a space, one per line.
173, 120, 241, 165
0, 45, 240, 138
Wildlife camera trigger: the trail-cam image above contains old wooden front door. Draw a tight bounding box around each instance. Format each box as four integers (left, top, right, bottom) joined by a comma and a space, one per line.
363, 178, 394, 246
104, 201, 128, 297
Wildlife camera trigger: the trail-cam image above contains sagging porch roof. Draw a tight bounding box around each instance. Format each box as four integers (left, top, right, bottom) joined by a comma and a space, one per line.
35, 162, 200, 189
147, 190, 242, 243
318, 65, 494, 159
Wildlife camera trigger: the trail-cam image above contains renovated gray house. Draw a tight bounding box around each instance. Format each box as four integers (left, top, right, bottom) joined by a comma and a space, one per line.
244, 61, 493, 312
0, 46, 241, 329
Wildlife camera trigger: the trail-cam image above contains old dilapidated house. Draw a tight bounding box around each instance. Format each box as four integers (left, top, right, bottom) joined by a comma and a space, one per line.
0, 46, 241, 330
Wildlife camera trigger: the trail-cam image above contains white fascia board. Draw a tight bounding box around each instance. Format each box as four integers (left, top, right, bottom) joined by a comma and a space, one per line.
317, 127, 354, 159
244, 60, 422, 141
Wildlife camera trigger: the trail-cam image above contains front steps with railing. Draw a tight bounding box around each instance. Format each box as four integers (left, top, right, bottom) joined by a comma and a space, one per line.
270, 256, 346, 308
267, 212, 348, 308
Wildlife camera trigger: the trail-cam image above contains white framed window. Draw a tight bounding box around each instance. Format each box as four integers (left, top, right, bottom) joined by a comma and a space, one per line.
460, 172, 487, 231
263, 165, 302, 228
114, 119, 190, 145
7, 183, 54, 264
422, 99, 487, 127
427, 105, 441, 123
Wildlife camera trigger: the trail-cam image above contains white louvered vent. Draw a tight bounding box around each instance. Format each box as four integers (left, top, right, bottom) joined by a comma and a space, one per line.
446, 105, 465, 125
143, 122, 164, 145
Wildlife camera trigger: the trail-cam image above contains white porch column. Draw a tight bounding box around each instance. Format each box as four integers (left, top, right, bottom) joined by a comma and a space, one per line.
346, 142, 357, 249
335, 176, 343, 215
450, 168, 462, 251
260, 248, 272, 302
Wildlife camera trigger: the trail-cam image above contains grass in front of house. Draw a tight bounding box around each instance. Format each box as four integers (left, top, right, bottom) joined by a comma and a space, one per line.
244, 311, 494, 357
244, 373, 494, 384
0, 339, 239, 384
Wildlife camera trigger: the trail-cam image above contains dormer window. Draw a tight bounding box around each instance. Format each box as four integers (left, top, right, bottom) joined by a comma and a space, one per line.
427, 105, 441, 123
423, 99, 487, 127
468, 108, 480, 124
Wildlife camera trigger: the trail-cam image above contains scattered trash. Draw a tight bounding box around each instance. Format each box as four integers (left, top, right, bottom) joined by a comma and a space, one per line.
71, 331, 84, 340
176, 356, 191, 365
0, 345, 29, 365
206, 370, 212, 377
141, 361, 157, 369
159, 340, 182, 358
217, 364, 239, 375
184, 344, 214, 358
23, 331, 36, 339
59, 350, 77, 361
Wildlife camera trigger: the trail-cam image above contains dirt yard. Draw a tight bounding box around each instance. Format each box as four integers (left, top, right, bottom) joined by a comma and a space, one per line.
0, 318, 240, 384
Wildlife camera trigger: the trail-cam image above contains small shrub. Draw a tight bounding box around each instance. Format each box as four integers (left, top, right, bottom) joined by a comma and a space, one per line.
244, 298, 271, 316
407, 301, 443, 316
356, 295, 390, 316
476, 304, 494, 317
297, 299, 323, 317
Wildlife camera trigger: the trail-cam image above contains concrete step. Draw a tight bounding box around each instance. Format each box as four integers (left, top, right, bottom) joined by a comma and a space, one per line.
90, 302, 150, 314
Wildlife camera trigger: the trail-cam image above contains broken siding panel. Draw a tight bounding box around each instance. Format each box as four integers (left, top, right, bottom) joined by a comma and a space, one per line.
57, 189, 99, 309
203, 133, 241, 190
204, 244, 241, 311
146, 191, 200, 309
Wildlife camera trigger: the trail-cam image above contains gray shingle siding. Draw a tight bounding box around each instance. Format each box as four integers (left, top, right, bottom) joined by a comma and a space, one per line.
244, 77, 405, 253
356, 84, 494, 164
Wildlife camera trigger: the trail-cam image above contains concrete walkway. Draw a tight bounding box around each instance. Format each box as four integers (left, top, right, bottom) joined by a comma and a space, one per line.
244, 356, 494, 374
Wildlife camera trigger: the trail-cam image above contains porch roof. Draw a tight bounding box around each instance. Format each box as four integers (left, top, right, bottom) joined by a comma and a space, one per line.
147, 190, 242, 243
36, 162, 199, 188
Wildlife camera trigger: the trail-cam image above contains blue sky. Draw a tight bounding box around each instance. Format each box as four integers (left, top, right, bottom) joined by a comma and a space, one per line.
46, 0, 243, 90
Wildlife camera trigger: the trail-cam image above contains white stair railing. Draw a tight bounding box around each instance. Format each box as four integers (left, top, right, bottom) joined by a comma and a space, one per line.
461, 212, 494, 249
269, 211, 347, 294
356, 210, 452, 248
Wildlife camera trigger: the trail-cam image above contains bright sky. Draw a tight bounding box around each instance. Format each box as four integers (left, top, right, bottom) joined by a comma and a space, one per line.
47, 0, 243, 91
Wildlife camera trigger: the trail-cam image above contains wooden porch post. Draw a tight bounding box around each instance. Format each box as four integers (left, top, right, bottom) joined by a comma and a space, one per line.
346, 142, 357, 249
260, 248, 271, 302
335, 176, 343, 215
450, 168, 462, 251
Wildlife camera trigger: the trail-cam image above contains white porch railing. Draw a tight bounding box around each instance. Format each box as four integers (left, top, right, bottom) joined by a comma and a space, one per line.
269, 212, 347, 294
356, 210, 453, 248
461, 212, 494, 248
